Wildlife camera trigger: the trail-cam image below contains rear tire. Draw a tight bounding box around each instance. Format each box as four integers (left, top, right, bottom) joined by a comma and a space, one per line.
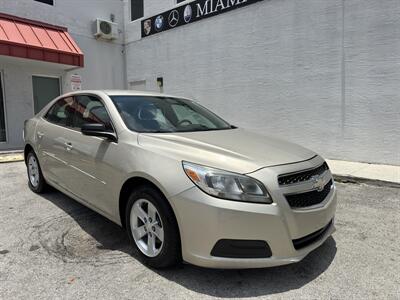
125, 185, 181, 268
26, 151, 47, 193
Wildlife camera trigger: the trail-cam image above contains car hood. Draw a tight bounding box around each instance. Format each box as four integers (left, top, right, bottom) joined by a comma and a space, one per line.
138, 128, 316, 174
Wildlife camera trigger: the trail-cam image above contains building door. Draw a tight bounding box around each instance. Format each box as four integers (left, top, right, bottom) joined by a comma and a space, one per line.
0, 72, 6, 142
32, 76, 61, 114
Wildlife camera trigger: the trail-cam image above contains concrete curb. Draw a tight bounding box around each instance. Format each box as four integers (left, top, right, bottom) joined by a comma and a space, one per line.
333, 174, 400, 189
326, 159, 399, 188
0, 153, 24, 163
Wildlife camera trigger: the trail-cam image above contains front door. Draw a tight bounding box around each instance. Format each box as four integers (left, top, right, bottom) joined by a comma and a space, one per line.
66, 94, 118, 216
32, 76, 61, 114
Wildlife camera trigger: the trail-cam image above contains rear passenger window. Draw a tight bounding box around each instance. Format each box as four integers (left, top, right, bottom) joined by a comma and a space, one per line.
45, 97, 74, 127
73, 95, 113, 130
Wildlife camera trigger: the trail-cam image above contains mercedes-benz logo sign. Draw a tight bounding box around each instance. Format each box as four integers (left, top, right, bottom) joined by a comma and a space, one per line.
183, 5, 192, 23
154, 15, 164, 32
168, 10, 179, 27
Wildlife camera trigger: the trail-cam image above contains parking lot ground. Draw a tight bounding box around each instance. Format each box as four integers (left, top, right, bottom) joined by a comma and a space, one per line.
0, 162, 399, 299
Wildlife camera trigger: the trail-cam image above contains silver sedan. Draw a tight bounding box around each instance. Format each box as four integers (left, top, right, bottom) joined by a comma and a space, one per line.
24, 90, 337, 269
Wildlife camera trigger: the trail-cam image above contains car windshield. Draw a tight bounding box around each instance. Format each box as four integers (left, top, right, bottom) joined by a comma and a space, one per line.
110, 96, 233, 133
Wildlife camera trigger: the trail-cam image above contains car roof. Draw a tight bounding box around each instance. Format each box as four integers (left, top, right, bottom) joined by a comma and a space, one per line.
62, 90, 188, 99
103, 90, 168, 97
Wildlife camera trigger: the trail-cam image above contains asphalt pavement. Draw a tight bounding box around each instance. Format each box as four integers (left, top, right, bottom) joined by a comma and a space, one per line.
0, 162, 399, 299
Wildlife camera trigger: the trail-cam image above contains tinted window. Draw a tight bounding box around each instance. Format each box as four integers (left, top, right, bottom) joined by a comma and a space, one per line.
45, 97, 74, 127
73, 95, 112, 130
34, 0, 54, 5
131, 0, 143, 21
110, 96, 232, 133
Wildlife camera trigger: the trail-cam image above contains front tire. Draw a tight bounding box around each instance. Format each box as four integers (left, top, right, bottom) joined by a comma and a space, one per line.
26, 151, 47, 193
125, 185, 181, 268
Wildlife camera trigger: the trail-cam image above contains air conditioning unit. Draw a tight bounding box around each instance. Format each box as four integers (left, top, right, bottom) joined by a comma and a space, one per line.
93, 18, 118, 40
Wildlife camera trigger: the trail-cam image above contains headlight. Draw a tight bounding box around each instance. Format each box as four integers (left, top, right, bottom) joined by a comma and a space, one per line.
182, 161, 272, 204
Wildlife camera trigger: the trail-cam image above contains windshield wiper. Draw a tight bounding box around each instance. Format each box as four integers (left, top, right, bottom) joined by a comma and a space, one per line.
175, 124, 209, 132
143, 129, 174, 133
176, 125, 234, 132
145, 125, 236, 133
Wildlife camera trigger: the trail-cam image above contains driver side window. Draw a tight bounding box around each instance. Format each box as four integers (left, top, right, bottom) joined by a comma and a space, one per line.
73, 95, 113, 131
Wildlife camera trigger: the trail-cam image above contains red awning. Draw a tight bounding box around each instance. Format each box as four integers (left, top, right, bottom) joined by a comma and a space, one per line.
0, 13, 83, 67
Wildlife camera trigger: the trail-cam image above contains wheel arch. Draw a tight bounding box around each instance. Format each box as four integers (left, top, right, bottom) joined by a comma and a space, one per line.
118, 176, 180, 232
24, 144, 35, 164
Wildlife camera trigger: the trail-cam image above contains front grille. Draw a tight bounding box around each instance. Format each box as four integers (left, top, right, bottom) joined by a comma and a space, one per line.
278, 162, 329, 186
285, 180, 333, 208
292, 219, 333, 250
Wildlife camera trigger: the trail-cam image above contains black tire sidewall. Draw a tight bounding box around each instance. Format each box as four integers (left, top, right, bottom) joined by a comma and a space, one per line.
125, 185, 181, 268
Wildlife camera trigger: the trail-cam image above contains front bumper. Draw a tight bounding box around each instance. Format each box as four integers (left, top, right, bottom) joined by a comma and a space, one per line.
170, 156, 337, 269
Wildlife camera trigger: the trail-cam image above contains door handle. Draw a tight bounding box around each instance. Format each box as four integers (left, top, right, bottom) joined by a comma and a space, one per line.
37, 131, 44, 139
64, 142, 73, 151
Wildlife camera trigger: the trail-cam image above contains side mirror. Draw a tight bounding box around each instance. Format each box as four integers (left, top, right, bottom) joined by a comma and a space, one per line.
81, 123, 117, 142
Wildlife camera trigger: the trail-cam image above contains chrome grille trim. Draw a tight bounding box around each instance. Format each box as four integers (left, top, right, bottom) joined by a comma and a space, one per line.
278, 162, 329, 186
277, 161, 334, 209
285, 180, 333, 209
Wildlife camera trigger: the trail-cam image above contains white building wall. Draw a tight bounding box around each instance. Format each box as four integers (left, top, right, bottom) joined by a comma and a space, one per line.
342, 0, 400, 166
0, 59, 64, 149
0, 0, 126, 150
0, 0, 398, 164
124, 0, 400, 165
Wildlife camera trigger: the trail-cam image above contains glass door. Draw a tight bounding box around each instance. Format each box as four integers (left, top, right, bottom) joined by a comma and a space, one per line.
32, 76, 61, 114
0, 72, 6, 142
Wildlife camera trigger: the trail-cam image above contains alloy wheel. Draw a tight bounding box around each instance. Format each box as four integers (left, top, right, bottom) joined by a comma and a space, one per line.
28, 155, 40, 188
130, 199, 164, 257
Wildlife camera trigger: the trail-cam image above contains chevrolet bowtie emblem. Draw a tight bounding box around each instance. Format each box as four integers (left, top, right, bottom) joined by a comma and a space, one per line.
311, 174, 326, 192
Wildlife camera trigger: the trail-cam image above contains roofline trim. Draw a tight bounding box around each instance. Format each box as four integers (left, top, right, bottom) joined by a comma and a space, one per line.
0, 12, 68, 32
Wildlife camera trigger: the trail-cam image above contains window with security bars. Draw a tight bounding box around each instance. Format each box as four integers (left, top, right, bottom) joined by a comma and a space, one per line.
131, 0, 144, 21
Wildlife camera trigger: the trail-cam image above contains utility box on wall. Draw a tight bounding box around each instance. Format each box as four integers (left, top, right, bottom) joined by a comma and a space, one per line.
93, 18, 118, 40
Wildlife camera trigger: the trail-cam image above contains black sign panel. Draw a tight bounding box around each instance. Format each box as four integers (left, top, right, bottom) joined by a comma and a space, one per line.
141, 0, 263, 38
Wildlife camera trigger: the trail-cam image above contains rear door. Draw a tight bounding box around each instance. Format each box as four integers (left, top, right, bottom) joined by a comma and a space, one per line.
36, 96, 76, 189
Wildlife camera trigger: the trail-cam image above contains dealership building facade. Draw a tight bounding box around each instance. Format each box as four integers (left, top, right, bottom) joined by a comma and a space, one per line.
0, 0, 399, 165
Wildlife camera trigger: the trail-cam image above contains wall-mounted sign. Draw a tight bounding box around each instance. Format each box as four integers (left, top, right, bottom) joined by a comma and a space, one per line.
141, 0, 263, 38
70, 74, 82, 91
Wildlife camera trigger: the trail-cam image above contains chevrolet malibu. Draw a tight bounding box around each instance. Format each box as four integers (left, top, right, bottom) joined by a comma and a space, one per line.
24, 90, 337, 269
